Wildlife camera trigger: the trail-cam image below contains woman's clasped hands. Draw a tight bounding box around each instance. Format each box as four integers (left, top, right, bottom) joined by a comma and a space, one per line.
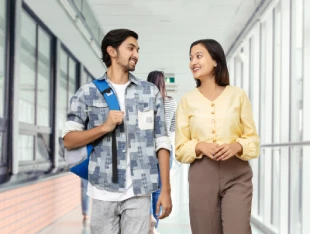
196, 142, 243, 161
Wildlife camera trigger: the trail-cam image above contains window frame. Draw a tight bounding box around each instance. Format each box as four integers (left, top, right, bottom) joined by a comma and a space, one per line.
0, 0, 10, 182
17, 2, 57, 169
57, 44, 80, 163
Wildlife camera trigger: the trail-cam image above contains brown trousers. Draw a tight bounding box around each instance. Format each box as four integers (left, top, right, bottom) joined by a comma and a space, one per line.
188, 156, 253, 234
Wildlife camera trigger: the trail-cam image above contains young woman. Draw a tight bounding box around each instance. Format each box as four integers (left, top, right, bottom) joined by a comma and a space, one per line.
147, 71, 177, 233
175, 39, 260, 234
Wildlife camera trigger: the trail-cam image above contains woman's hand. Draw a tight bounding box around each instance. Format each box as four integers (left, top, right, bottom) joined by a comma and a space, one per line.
213, 143, 243, 161
196, 142, 220, 160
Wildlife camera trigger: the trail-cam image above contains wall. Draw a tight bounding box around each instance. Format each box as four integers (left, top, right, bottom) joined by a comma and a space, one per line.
0, 174, 80, 233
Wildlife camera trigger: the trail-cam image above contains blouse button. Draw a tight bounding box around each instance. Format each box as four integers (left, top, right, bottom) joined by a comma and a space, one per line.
213, 139, 216, 143
211, 103, 214, 107
211, 119, 215, 123
211, 111, 214, 114
212, 130, 216, 134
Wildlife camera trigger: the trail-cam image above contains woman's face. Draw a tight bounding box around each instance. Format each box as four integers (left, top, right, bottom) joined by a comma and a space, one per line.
189, 43, 217, 79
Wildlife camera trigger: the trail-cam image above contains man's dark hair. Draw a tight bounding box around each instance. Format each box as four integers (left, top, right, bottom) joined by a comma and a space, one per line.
190, 39, 230, 87
101, 29, 138, 67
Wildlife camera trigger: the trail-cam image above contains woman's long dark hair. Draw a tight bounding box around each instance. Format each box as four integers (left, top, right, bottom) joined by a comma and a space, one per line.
147, 71, 170, 100
190, 39, 230, 87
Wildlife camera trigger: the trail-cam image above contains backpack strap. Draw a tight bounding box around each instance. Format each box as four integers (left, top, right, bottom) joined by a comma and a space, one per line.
92, 79, 120, 183
93, 79, 120, 110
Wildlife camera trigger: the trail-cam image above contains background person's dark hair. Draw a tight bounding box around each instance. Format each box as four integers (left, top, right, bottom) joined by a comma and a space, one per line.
101, 29, 138, 67
190, 39, 230, 87
147, 71, 171, 100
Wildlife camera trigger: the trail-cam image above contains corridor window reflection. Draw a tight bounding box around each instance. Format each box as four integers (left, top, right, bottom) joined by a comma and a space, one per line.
57, 47, 78, 134
0, 0, 5, 118
20, 11, 36, 124
57, 46, 78, 160
18, 9, 53, 162
0, 0, 6, 167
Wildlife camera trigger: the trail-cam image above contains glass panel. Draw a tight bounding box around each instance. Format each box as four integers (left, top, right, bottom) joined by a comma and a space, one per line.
0, 0, 6, 118
274, 6, 282, 144
58, 49, 68, 132
18, 134, 34, 161
81, 69, 93, 85
36, 133, 50, 161
37, 28, 51, 127
228, 60, 235, 85
80, 0, 102, 43
19, 11, 36, 124
68, 57, 76, 97
234, 55, 242, 87
0, 132, 3, 163
260, 15, 273, 145
290, 146, 303, 234
272, 5, 282, 227
290, 0, 304, 232
291, 0, 304, 142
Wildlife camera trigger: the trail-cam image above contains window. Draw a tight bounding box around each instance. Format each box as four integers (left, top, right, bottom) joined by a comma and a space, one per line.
58, 47, 78, 133
234, 55, 242, 87
0, 0, 5, 119
57, 47, 79, 158
81, 68, 94, 85
289, 0, 304, 233
18, 9, 54, 164
0, 0, 7, 171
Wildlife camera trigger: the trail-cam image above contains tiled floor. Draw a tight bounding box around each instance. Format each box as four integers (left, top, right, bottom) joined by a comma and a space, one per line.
38, 160, 265, 234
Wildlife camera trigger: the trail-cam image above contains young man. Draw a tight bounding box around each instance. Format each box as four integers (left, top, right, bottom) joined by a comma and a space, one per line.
62, 29, 172, 233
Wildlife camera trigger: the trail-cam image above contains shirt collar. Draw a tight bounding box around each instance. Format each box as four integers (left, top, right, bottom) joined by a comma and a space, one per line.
99, 72, 141, 86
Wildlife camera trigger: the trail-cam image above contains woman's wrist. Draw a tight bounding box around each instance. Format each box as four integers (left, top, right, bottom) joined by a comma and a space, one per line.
233, 142, 243, 154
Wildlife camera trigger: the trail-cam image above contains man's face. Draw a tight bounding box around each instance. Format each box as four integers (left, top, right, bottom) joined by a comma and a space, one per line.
115, 36, 139, 72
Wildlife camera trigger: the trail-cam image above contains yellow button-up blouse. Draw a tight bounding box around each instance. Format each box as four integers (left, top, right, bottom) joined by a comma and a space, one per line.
175, 85, 260, 164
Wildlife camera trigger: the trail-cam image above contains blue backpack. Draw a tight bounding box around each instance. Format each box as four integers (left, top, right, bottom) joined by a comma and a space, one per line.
69, 79, 120, 180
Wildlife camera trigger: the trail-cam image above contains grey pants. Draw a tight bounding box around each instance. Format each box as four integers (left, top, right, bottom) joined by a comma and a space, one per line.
90, 196, 150, 234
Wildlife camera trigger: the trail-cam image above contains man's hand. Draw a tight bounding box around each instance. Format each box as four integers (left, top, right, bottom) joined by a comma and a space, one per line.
213, 143, 243, 161
102, 110, 124, 132
196, 142, 220, 160
156, 190, 172, 219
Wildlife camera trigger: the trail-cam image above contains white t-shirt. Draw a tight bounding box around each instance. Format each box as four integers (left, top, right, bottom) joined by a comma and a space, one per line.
87, 81, 136, 201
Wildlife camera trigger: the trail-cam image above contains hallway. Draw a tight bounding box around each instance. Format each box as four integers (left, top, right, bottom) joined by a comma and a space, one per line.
39, 161, 264, 234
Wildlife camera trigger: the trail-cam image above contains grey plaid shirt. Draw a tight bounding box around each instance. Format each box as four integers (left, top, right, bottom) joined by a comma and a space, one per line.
66, 73, 170, 195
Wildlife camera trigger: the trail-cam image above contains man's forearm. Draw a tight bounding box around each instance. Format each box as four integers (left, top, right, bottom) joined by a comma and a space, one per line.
157, 148, 171, 192
63, 124, 110, 150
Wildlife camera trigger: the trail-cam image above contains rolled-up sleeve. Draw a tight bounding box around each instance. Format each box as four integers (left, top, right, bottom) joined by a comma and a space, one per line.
175, 97, 202, 164
61, 87, 88, 137
154, 88, 170, 151
235, 92, 260, 161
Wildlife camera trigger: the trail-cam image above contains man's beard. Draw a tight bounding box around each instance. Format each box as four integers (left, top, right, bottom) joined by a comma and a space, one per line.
121, 60, 136, 72
116, 55, 136, 72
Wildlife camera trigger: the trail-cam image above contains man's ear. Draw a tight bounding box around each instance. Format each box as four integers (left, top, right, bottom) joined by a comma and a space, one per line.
107, 46, 117, 58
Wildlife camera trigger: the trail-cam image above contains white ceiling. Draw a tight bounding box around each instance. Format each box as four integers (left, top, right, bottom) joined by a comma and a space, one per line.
88, 0, 261, 98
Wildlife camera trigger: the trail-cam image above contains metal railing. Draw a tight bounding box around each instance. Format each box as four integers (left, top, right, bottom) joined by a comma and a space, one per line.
251, 141, 309, 234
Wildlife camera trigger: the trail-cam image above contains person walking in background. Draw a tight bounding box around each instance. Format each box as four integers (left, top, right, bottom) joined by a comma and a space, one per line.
175, 39, 260, 234
81, 178, 90, 224
63, 29, 172, 234
147, 71, 177, 234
